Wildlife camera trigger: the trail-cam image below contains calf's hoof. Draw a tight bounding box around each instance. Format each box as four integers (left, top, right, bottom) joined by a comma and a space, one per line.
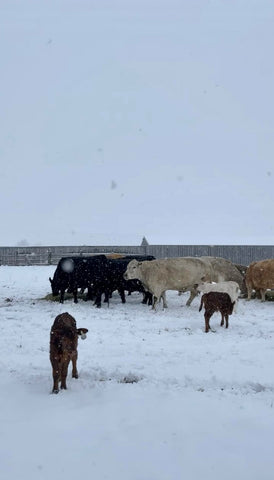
52, 389, 59, 394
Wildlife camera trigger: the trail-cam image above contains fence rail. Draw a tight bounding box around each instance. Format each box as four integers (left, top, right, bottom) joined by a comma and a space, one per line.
1, 245, 274, 266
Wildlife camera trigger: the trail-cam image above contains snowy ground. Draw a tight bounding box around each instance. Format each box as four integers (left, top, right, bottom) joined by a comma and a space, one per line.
1, 266, 274, 480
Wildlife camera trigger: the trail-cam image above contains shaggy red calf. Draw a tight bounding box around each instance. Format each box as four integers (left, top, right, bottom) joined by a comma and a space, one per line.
50, 312, 88, 393
199, 291, 235, 333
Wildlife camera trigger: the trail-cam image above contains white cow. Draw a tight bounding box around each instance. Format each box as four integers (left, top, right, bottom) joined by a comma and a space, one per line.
123, 257, 213, 309
196, 281, 240, 312
124, 256, 245, 310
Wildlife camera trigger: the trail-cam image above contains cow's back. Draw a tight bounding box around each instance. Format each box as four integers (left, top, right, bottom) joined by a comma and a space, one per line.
201, 256, 245, 290
51, 312, 76, 330
50, 313, 77, 351
138, 257, 212, 289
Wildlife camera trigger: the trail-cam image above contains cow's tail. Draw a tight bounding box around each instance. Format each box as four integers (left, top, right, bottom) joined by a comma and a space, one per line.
199, 295, 204, 312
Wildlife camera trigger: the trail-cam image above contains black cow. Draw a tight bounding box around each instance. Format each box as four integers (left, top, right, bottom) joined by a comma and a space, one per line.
92, 255, 155, 307
49, 255, 108, 304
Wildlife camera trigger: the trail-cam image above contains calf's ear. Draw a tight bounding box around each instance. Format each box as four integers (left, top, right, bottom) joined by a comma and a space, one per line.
77, 328, 88, 339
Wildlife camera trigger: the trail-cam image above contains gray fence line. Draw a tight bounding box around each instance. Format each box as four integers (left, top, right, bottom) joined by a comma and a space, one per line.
1, 245, 274, 267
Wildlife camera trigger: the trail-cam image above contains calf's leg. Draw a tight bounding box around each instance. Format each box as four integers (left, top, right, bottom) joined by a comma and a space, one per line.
71, 352, 78, 379
220, 313, 224, 327
152, 295, 158, 310
220, 312, 229, 328
204, 311, 212, 333
60, 358, 70, 390
51, 358, 60, 394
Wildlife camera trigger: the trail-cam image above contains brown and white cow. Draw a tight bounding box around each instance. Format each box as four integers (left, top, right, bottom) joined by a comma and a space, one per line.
196, 280, 240, 312
50, 312, 88, 394
123, 256, 244, 310
245, 258, 274, 301
199, 291, 235, 333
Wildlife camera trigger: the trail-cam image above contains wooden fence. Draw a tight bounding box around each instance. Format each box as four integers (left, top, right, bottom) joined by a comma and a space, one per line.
1, 245, 274, 266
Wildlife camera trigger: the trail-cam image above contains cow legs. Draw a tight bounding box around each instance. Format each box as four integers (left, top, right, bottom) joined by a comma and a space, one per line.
152, 296, 158, 310
72, 288, 78, 303
152, 291, 167, 310
93, 289, 102, 308
59, 289, 65, 303
161, 292, 167, 308
102, 289, 111, 305
60, 358, 70, 390
220, 312, 229, 328
246, 283, 253, 300
71, 352, 78, 379
204, 312, 212, 333
186, 287, 199, 306
220, 313, 224, 327
142, 291, 152, 305
118, 288, 126, 304
260, 289, 266, 302
50, 354, 61, 393
233, 300, 237, 313
52, 373, 60, 393
51, 363, 61, 394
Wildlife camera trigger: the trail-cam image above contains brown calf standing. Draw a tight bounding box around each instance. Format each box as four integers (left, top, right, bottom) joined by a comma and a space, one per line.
50, 312, 88, 393
199, 291, 235, 333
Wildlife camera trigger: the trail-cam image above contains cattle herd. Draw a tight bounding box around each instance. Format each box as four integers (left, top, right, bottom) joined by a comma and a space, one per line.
49, 254, 274, 393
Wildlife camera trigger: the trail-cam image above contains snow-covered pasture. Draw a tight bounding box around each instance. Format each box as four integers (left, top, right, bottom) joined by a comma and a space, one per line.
1, 266, 274, 480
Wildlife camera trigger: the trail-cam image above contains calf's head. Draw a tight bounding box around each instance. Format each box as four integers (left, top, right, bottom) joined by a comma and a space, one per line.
77, 328, 88, 340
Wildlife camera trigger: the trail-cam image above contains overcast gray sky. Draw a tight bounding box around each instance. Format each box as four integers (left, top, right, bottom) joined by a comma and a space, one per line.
1, 0, 274, 246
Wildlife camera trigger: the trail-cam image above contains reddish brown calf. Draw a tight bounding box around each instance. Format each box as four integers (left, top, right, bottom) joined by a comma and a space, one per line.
199, 291, 235, 333
50, 312, 88, 393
